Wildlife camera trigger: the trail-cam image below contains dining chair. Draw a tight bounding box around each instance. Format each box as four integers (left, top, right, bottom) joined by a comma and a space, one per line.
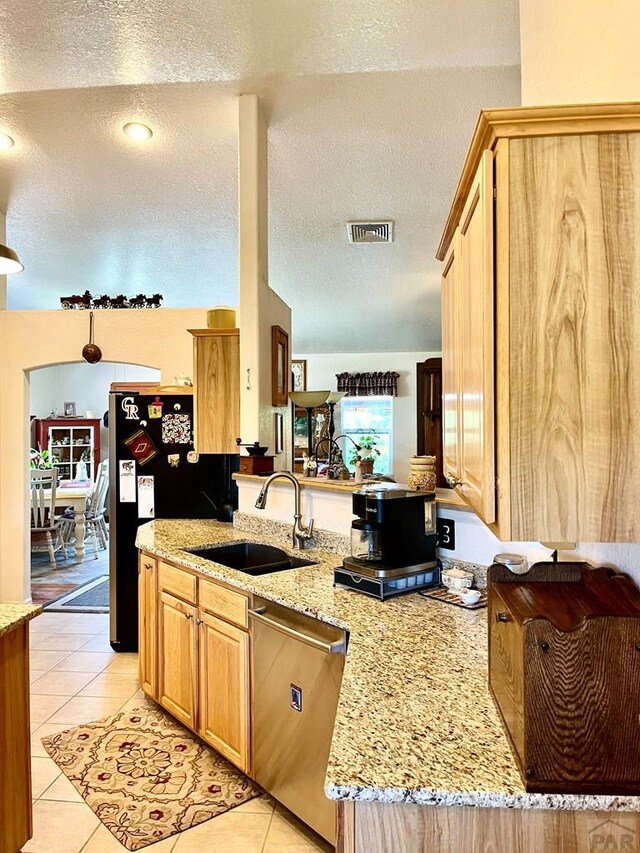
61, 458, 109, 559
30, 467, 67, 567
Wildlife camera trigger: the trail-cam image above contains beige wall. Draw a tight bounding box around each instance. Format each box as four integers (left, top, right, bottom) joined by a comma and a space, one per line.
520, 0, 640, 105
0, 307, 209, 602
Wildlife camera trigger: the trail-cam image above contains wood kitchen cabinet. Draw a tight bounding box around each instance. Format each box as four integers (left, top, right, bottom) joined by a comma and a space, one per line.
142, 552, 251, 773
138, 553, 157, 698
189, 328, 240, 454
158, 590, 198, 729
198, 611, 250, 770
437, 103, 640, 542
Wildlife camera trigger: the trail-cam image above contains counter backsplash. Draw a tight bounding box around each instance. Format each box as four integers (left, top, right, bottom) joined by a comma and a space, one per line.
233, 511, 351, 555
439, 555, 488, 589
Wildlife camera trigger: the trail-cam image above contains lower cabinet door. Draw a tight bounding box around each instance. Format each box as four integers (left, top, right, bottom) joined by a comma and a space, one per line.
198, 611, 250, 773
158, 591, 198, 729
138, 553, 157, 698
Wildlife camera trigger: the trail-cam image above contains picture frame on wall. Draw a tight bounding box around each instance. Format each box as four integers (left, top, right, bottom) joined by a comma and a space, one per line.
274, 412, 284, 454
63, 401, 76, 417
271, 325, 289, 406
291, 359, 307, 392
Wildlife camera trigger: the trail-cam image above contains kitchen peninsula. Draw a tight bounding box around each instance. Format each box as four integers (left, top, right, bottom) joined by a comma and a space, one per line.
136, 519, 640, 853
0, 604, 41, 853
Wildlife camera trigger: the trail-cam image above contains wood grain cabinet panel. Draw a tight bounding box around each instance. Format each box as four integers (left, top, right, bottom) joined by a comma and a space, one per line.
190, 329, 240, 454
441, 235, 461, 486
158, 591, 198, 729
438, 106, 640, 542
198, 612, 250, 773
138, 553, 157, 699
508, 132, 640, 541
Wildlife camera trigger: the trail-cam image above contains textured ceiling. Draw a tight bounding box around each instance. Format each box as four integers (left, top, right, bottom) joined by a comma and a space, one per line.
0, 0, 520, 94
1, 0, 521, 352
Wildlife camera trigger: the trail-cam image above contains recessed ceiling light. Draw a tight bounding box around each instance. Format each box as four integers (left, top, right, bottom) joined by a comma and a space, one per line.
122, 122, 153, 141
0, 133, 15, 149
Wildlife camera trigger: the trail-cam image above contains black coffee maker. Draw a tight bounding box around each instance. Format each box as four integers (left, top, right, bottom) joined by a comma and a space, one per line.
336, 485, 439, 600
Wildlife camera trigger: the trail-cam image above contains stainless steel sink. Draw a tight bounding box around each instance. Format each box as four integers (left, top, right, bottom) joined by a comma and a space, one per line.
185, 542, 317, 575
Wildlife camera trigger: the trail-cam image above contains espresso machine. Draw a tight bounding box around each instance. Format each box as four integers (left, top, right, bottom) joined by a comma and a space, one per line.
334, 484, 439, 600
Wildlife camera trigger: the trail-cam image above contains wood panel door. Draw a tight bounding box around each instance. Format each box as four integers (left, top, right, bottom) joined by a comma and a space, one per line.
458, 151, 495, 523
138, 553, 157, 699
198, 611, 250, 773
440, 233, 461, 487
509, 132, 640, 541
158, 591, 198, 729
190, 329, 240, 454
417, 358, 446, 488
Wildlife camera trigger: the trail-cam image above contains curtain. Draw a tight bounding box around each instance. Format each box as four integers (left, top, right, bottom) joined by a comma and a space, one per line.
336, 371, 399, 397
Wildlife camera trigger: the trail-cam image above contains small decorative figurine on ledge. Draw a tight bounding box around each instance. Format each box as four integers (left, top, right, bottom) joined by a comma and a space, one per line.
60, 292, 163, 309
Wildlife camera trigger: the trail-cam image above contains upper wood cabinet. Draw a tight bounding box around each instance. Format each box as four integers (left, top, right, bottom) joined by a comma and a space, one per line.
437, 103, 640, 542
189, 329, 240, 454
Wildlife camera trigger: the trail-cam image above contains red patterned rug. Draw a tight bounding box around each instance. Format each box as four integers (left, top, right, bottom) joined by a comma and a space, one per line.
42, 705, 262, 850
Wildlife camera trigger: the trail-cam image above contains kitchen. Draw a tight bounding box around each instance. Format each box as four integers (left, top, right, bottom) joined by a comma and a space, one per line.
3, 1, 633, 849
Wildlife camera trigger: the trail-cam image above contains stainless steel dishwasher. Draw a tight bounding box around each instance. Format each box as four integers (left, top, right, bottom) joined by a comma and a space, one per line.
250, 595, 347, 845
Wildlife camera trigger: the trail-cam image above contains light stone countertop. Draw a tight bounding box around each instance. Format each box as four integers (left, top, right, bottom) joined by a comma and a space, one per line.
0, 603, 41, 639
136, 518, 640, 813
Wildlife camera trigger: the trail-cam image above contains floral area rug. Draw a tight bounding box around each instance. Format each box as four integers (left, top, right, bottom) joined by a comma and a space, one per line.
42, 705, 262, 850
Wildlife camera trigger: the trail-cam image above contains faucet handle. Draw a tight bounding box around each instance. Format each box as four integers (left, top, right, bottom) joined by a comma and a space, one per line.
304, 518, 314, 540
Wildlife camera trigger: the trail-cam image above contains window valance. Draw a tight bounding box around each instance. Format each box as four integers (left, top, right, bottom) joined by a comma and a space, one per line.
336, 371, 399, 397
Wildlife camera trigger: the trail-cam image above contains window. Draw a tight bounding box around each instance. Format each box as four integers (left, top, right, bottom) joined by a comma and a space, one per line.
339, 396, 393, 475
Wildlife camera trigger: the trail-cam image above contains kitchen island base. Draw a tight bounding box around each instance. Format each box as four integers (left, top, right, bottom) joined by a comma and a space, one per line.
338, 801, 640, 853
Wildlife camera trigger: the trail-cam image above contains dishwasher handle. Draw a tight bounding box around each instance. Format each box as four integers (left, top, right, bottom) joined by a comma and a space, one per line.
249, 607, 346, 655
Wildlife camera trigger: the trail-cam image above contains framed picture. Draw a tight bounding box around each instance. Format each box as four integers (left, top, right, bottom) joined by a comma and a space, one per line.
63, 401, 76, 417
291, 359, 307, 392
274, 412, 284, 454
271, 325, 289, 406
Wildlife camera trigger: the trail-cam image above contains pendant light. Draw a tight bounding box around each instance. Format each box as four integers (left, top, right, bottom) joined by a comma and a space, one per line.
0, 243, 24, 274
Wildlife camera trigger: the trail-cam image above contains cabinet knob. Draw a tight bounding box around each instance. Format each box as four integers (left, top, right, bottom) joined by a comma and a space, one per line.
446, 473, 464, 488
185, 612, 193, 620
144, 563, 153, 571
195, 618, 203, 626
496, 612, 512, 623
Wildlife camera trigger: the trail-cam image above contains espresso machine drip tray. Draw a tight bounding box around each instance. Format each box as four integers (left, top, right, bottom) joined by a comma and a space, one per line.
341, 556, 438, 579
335, 560, 440, 601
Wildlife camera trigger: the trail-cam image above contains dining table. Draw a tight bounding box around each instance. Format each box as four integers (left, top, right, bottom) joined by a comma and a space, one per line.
48, 483, 93, 563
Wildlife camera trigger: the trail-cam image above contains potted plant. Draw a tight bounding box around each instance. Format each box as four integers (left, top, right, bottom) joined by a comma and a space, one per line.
349, 435, 380, 475
30, 448, 53, 469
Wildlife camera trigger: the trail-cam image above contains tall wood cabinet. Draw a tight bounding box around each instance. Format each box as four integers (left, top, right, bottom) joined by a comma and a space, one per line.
437, 103, 640, 542
189, 329, 240, 454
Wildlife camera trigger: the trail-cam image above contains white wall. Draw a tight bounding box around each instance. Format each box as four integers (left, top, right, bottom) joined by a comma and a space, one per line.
30, 362, 160, 460
520, 0, 640, 105
294, 351, 440, 483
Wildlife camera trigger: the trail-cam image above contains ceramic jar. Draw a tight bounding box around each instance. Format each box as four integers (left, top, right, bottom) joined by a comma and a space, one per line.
407, 455, 437, 492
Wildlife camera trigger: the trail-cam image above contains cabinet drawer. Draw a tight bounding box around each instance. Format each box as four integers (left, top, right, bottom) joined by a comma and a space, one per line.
199, 578, 248, 628
158, 562, 197, 604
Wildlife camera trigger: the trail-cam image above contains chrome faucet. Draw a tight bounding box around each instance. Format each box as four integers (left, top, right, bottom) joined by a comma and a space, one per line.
254, 472, 314, 550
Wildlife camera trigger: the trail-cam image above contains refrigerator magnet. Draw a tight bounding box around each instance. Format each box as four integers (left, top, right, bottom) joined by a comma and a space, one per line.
167, 453, 180, 468
123, 428, 158, 466
187, 450, 199, 463
162, 412, 191, 444
119, 460, 136, 502
137, 475, 155, 518
148, 396, 164, 419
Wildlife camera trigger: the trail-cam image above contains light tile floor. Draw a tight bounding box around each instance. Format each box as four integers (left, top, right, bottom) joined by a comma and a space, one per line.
25, 611, 333, 853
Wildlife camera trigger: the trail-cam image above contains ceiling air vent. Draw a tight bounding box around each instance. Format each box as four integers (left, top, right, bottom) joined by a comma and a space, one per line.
347, 221, 394, 244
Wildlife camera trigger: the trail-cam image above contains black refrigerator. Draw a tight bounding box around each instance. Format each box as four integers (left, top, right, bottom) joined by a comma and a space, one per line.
108, 387, 238, 652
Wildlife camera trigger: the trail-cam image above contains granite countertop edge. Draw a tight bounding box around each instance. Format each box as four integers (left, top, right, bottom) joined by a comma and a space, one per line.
0, 603, 42, 638
136, 519, 640, 814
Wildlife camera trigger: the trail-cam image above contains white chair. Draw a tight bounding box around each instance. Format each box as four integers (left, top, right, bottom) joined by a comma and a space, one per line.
30, 467, 67, 567
61, 459, 109, 559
